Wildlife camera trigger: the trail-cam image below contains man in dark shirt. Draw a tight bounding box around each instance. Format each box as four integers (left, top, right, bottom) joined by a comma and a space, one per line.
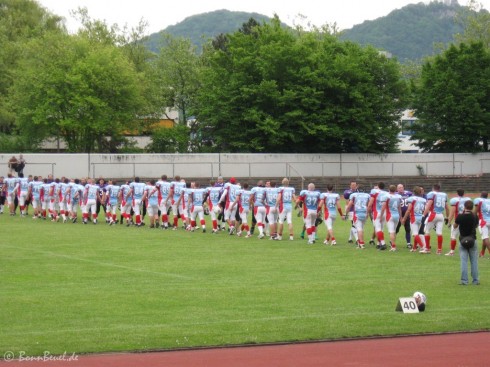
396, 184, 412, 248
453, 200, 479, 285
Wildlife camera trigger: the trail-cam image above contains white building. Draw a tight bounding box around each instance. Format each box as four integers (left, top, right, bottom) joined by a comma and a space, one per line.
397, 109, 420, 153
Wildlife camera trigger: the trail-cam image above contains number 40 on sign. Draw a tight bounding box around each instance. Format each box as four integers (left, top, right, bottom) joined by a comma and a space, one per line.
395, 297, 419, 313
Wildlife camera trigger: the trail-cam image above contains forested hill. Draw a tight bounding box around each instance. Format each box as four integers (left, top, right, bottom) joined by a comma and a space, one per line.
340, 1, 464, 62
145, 9, 272, 52
147, 2, 473, 61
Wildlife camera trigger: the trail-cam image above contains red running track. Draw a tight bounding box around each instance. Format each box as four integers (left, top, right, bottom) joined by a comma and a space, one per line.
3, 332, 488, 367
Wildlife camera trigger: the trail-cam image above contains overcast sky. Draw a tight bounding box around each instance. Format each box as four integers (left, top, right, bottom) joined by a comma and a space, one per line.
37, 0, 490, 35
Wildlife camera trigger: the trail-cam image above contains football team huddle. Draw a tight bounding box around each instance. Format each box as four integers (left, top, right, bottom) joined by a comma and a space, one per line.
1, 173, 490, 257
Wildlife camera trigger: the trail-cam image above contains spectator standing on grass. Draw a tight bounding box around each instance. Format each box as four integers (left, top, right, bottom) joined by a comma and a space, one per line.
422, 184, 449, 254
396, 184, 412, 249
474, 192, 490, 258
453, 200, 479, 285
446, 189, 472, 256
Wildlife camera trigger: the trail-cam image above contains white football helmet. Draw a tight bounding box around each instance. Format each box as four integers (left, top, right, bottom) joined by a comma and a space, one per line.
413, 291, 427, 305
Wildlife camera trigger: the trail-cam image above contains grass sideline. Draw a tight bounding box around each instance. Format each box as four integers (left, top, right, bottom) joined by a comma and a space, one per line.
1, 209, 489, 356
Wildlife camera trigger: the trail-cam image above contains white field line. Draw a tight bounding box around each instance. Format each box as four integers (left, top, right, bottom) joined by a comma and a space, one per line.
1, 245, 193, 280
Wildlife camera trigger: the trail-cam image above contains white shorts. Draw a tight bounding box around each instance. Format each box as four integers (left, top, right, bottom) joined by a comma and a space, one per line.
172, 200, 186, 218
480, 223, 490, 240
303, 209, 317, 229
147, 203, 159, 217
386, 218, 399, 233
6, 192, 16, 205
324, 216, 336, 230
410, 222, 422, 237
31, 197, 41, 210
278, 207, 292, 224
224, 203, 237, 222
239, 207, 249, 225
373, 214, 386, 232
267, 207, 278, 225
83, 198, 96, 214
450, 225, 460, 240
132, 199, 142, 215
254, 206, 267, 225
424, 213, 444, 235
18, 191, 28, 206
191, 205, 204, 221
353, 217, 366, 232
122, 201, 132, 215
158, 198, 169, 216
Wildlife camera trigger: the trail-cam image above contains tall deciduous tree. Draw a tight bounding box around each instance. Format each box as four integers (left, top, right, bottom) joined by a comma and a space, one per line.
149, 34, 202, 151
412, 42, 490, 152
455, 0, 490, 48
10, 32, 145, 152
196, 17, 406, 153
0, 0, 63, 136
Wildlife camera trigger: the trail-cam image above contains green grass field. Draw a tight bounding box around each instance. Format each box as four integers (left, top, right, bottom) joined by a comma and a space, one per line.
1, 209, 489, 356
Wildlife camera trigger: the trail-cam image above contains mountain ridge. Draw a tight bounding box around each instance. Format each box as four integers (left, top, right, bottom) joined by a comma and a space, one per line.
146, 2, 469, 61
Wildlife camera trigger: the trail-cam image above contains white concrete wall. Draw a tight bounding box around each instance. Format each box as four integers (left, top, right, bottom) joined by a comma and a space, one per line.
1, 153, 488, 179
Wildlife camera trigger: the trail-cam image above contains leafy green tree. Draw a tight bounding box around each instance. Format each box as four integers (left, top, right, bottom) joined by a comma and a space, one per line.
73, 7, 154, 72
412, 42, 490, 152
149, 34, 202, 151
0, 0, 63, 135
196, 17, 406, 153
455, 0, 490, 48
10, 32, 145, 152
146, 124, 190, 153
